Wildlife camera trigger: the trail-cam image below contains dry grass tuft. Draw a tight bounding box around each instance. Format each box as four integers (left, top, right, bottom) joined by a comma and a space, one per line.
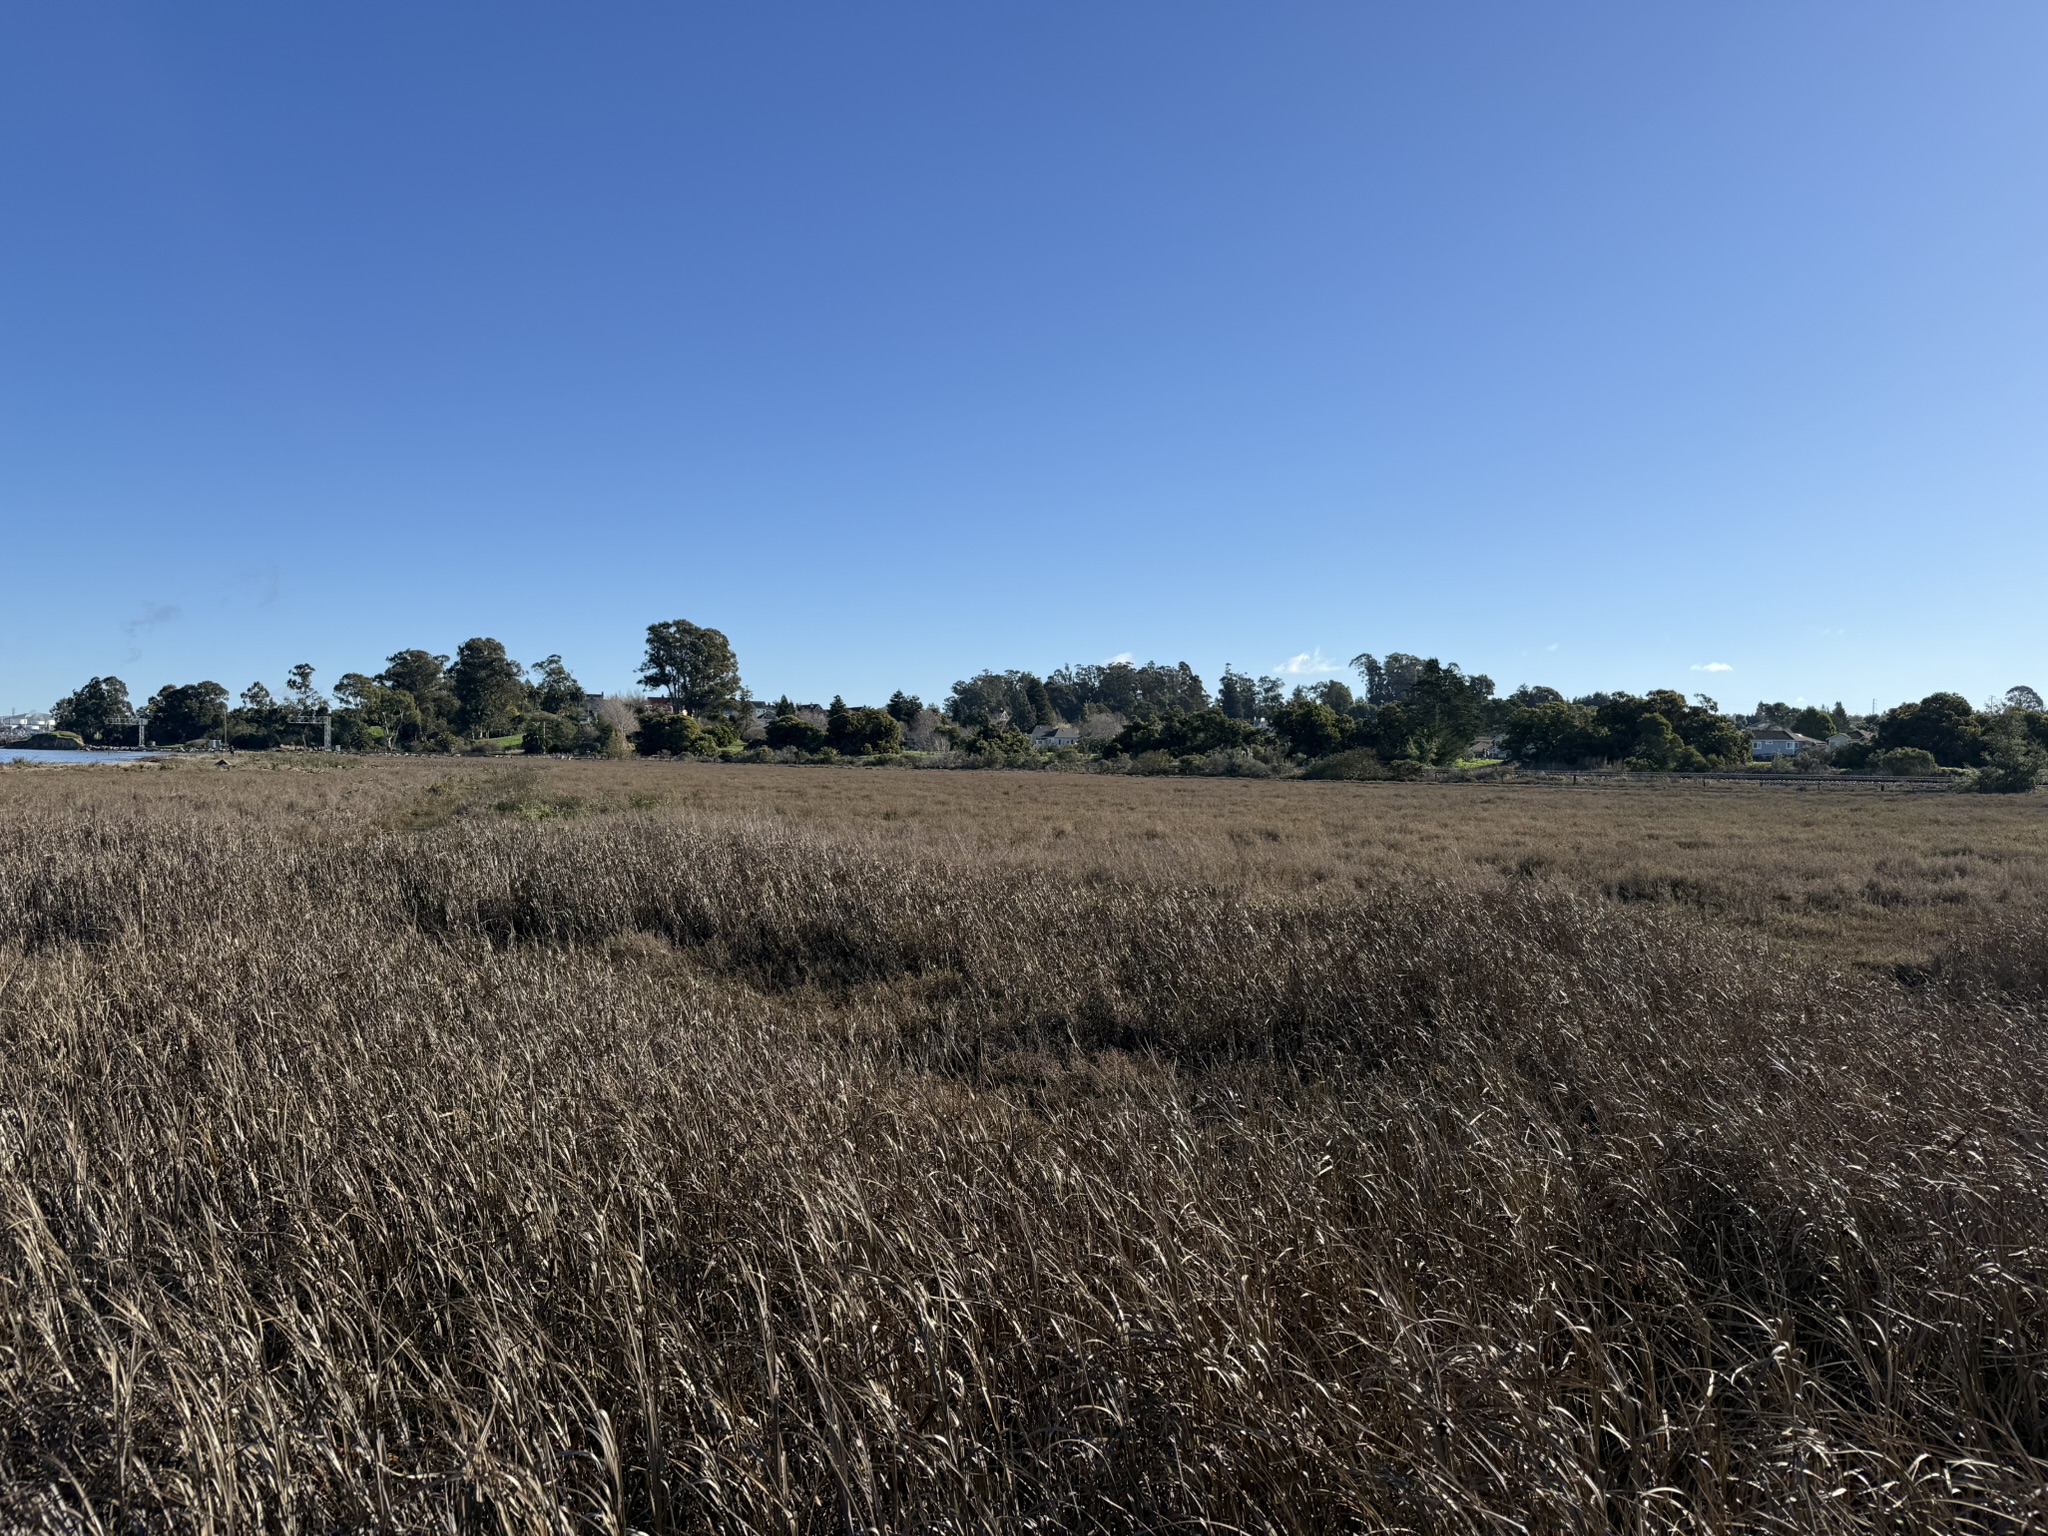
0, 757, 2042, 1531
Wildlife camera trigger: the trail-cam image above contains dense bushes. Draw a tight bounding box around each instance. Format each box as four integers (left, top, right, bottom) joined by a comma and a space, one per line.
634, 710, 740, 757
1299, 746, 1391, 780
826, 696, 902, 755
1267, 696, 1350, 758
1877, 691, 1983, 766
1976, 711, 2048, 792
961, 722, 1030, 756
764, 713, 827, 752
1879, 746, 1941, 777
763, 699, 901, 756
1102, 707, 1259, 758
1265, 663, 1494, 765
1501, 689, 1750, 770
522, 710, 624, 757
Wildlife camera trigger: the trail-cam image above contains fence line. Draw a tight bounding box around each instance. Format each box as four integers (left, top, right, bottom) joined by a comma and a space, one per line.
1477, 768, 1962, 792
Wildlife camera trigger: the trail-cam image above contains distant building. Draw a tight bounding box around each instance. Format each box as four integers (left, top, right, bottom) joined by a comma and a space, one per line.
1751, 725, 1824, 759
753, 701, 826, 722
0, 712, 57, 739
1029, 723, 1082, 749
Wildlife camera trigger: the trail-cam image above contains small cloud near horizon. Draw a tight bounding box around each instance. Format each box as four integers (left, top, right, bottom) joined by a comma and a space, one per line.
1102, 651, 1134, 665
1690, 661, 1734, 673
1276, 648, 1344, 677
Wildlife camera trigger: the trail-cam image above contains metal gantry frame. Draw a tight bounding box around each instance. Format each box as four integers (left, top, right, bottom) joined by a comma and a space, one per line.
126, 708, 332, 751
288, 713, 333, 750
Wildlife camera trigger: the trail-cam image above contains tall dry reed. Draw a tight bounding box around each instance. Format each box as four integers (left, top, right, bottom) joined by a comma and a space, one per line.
0, 764, 2042, 1531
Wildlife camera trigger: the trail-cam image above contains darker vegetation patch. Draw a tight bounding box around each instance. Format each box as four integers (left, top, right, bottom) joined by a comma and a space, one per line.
1931, 912, 2048, 1010
1602, 871, 1721, 909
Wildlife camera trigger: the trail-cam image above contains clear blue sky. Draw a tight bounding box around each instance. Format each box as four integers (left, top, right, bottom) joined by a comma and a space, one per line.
3, 3, 2043, 716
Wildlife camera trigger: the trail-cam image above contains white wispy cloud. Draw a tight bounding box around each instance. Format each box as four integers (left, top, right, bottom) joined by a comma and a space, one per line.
1102, 651, 1134, 665
1690, 661, 1733, 673
1276, 648, 1344, 677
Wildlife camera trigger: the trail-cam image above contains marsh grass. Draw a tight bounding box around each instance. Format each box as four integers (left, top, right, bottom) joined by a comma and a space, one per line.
0, 757, 2042, 1531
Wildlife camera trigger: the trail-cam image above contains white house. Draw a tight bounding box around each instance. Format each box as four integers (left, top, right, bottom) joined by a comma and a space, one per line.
1029, 723, 1082, 749
1751, 725, 1824, 759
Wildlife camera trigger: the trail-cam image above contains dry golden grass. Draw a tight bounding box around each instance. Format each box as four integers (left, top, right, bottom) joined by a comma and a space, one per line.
23, 754, 2042, 963
0, 755, 2043, 1531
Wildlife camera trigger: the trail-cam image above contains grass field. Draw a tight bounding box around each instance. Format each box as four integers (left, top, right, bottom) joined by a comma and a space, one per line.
1, 756, 2043, 1531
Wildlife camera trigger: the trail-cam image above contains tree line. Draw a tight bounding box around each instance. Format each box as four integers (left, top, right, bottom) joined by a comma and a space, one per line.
44, 621, 764, 759
36, 628, 2048, 791
934, 651, 2045, 788
51, 644, 609, 755
940, 654, 1740, 769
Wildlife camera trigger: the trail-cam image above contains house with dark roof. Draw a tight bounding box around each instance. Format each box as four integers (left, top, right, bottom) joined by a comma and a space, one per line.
1751, 725, 1824, 759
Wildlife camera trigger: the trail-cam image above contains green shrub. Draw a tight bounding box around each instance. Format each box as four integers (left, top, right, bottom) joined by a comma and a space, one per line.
330, 714, 374, 752
1268, 699, 1347, 759
635, 712, 702, 757
1301, 748, 1388, 781
1876, 692, 1983, 767
965, 725, 1030, 757
828, 705, 902, 756
1975, 716, 2046, 793
525, 715, 628, 758
1103, 710, 1257, 759
1878, 747, 1940, 777
697, 721, 742, 754
414, 725, 457, 755
1196, 748, 1274, 777
765, 716, 827, 753
521, 713, 582, 757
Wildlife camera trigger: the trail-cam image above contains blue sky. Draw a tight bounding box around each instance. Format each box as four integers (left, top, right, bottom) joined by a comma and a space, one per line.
3, 3, 2043, 715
